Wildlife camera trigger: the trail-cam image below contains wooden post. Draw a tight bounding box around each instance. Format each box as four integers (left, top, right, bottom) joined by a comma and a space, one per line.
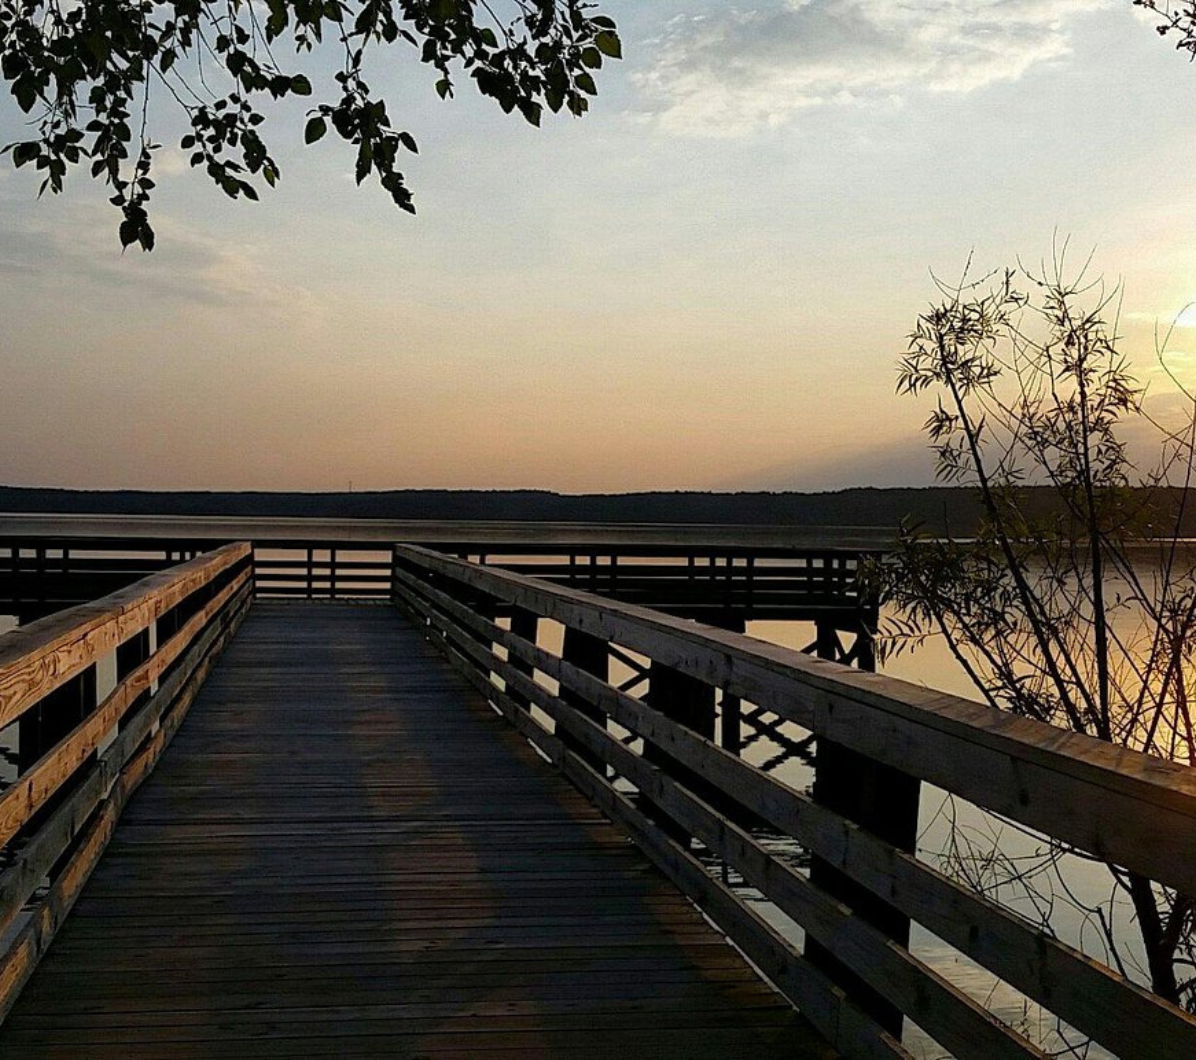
644, 662, 716, 840
560, 627, 607, 773
713, 616, 746, 757
116, 628, 152, 732
508, 608, 539, 712
807, 617, 920, 1038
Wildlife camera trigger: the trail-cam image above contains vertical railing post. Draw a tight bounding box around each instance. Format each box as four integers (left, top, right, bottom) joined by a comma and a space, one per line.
560, 627, 608, 773
644, 662, 716, 839
508, 607, 539, 711
474, 596, 498, 681
807, 615, 920, 1037
713, 616, 746, 758
115, 626, 152, 733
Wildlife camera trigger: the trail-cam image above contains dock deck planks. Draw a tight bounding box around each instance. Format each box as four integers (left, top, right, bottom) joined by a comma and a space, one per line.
1, 602, 829, 1057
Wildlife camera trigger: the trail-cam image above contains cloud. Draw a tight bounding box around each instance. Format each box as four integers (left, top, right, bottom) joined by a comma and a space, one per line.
634, 0, 1110, 135
0, 199, 323, 319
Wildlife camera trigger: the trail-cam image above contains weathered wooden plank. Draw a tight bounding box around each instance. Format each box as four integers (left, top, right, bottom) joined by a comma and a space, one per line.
0, 586, 250, 1022
398, 587, 896, 1056
0, 582, 252, 938
0, 542, 249, 729
394, 546, 1196, 894
560, 750, 906, 1059
0, 603, 824, 1059
417, 594, 1040, 1059
0, 569, 249, 848
556, 708, 1040, 1058
0, 1028, 828, 1060
395, 556, 1196, 1060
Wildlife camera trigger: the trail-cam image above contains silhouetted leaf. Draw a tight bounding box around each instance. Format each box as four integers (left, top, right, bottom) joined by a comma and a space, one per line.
305, 116, 327, 143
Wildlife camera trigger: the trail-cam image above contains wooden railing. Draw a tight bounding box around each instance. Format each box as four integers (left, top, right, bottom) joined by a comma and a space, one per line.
0, 542, 252, 1017
457, 545, 874, 623
391, 543, 1196, 1060
1, 531, 881, 627
0, 539, 209, 623
251, 545, 393, 600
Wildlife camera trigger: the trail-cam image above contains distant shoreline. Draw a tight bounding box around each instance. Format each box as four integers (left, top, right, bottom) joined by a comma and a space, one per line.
2, 484, 1195, 538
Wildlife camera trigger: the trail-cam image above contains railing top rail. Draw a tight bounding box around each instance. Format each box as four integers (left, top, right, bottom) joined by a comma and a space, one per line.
393, 543, 1196, 895
0, 542, 250, 729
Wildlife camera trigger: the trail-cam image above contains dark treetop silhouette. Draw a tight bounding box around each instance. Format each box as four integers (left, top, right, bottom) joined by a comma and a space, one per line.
0, 0, 619, 249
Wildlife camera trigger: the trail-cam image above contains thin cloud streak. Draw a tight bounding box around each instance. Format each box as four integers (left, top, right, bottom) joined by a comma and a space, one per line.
635, 0, 1111, 135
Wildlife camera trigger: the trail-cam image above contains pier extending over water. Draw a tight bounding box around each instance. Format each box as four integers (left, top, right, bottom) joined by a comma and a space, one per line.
0, 523, 1195, 1057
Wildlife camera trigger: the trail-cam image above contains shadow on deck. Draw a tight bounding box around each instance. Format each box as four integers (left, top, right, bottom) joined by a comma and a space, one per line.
0, 603, 827, 1058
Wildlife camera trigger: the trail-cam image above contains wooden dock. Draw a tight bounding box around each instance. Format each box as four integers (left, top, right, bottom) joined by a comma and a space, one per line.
4, 537, 1196, 1057
0, 603, 826, 1058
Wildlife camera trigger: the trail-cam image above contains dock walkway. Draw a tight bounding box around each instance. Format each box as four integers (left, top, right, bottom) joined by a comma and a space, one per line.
0, 603, 824, 1057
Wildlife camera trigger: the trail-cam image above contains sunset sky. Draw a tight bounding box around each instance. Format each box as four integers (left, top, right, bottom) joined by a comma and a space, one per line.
3, 1, 1196, 493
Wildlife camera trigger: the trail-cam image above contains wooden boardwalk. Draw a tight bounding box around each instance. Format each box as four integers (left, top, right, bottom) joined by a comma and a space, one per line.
0, 603, 826, 1058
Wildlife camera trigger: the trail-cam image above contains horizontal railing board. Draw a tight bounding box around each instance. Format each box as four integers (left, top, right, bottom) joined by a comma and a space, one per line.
0, 543, 250, 728
393, 562, 1196, 1058
0, 515, 897, 551
0, 579, 252, 939
0, 558, 180, 573
0, 582, 250, 1020
253, 586, 389, 597
397, 580, 1042, 1059
0, 568, 250, 849
492, 563, 857, 577
251, 560, 392, 572
394, 545, 1196, 898
392, 591, 905, 1060
253, 581, 390, 591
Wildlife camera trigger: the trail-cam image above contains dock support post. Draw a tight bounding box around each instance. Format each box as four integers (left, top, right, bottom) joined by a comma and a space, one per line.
806, 617, 920, 1038
561, 628, 608, 773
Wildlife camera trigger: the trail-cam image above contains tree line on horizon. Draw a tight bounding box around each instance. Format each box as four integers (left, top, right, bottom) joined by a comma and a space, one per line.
4, 484, 1196, 537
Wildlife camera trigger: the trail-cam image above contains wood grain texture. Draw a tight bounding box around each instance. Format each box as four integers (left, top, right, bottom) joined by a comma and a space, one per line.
0, 542, 249, 729
0, 582, 253, 935
393, 546, 1196, 896
393, 552, 1196, 1059
0, 583, 251, 1020
398, 579, 1041, 1059
0, 603, 829, 1059
0, 569, 249, 848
